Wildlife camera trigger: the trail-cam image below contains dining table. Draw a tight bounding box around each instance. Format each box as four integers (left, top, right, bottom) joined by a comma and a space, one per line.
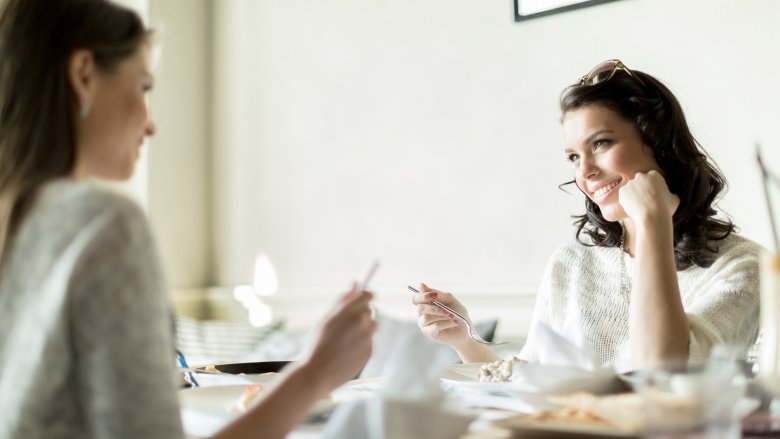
178, 361, 780, 439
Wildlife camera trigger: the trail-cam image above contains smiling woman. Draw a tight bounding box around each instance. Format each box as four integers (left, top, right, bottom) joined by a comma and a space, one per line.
413, 59, 764, 373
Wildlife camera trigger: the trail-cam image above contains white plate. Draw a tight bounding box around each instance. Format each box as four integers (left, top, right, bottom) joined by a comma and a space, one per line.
190, 371, 284, 387
440, 363, 515, 393
494, 414, 641, 438
330, 376, 385, 401
445, 363, 484, 380
440, 363, 563, 412
446, 364, 629, 397
179, 382, 335, 437
440, 363, 622, 393
178, 377, 381, 437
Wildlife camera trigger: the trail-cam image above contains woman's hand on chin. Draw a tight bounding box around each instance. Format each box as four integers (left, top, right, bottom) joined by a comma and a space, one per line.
618, 170, 679, 226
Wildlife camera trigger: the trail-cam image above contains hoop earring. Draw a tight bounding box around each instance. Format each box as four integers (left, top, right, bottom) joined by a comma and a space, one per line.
79, 100, 91, 118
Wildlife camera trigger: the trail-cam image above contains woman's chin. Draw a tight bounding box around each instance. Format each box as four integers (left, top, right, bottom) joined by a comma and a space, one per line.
598, 206, 626, 223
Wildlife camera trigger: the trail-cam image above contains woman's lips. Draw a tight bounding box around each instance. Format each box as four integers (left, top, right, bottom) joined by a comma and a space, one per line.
591, 178, 621, 201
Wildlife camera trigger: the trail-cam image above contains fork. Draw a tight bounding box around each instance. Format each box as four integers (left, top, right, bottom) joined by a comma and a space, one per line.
408, 285, 507, 346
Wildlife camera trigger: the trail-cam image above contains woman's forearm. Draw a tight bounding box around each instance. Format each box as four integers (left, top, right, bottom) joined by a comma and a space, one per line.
454, 340, 502, 363
629, 217, 689, 368
211, 364, 330, 439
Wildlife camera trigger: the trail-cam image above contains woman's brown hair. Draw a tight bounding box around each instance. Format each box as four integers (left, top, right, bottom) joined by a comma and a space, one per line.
560, 67, 734, 270
0, 0, 149, 260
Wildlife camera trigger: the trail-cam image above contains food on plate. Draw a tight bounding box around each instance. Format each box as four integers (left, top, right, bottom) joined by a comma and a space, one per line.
535, 391, 699, 433
204, 364, 221, 373
546, 392, 646, 432
530, 404, 606, 425
477, 357, 516, 382
227, 385, 266, 413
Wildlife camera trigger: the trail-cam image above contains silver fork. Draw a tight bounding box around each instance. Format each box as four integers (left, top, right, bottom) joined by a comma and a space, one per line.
408, 286, 507, 346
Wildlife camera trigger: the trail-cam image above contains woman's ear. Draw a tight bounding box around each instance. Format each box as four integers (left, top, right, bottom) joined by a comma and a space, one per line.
67, 50, 96, 114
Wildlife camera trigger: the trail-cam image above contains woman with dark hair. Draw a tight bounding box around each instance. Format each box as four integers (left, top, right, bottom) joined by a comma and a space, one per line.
0, 1, 375, 438
413, 59, 762, 373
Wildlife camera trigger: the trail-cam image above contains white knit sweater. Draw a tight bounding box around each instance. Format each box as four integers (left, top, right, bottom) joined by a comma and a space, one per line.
516, 233, 763, 372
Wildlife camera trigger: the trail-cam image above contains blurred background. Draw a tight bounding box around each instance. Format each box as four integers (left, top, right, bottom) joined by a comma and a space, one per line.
116, 0, 780, 343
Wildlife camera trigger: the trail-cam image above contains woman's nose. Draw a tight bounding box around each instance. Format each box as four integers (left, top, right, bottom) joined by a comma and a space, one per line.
577, 154, 599, 179
145, 119, 156, 137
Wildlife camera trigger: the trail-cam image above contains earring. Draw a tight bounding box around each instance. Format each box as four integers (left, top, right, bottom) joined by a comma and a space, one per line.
79, 99, 91, 118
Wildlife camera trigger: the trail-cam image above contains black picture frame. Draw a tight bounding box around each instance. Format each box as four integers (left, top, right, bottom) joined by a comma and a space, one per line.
514, 0, 624, 22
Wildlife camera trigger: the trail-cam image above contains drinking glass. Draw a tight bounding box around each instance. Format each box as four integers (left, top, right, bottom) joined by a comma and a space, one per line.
631, 359, 746, 439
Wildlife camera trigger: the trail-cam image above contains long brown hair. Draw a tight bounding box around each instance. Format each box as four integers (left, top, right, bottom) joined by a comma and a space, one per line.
560, 68, 734, 270
0, 0, 149, 260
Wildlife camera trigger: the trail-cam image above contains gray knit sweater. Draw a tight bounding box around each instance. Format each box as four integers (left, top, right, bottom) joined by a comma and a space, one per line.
517, 233, 763, 372
0, 180, 184, 439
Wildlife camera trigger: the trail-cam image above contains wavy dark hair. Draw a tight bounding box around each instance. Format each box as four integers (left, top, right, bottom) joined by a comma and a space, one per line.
560, 66, 733, 270
0, 0, 149, 261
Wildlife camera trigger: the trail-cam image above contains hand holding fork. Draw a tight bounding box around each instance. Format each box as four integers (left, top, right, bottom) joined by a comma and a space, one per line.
409, 284, 506, 346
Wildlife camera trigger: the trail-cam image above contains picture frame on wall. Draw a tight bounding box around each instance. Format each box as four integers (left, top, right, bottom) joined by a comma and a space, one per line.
514, 0, 624, 22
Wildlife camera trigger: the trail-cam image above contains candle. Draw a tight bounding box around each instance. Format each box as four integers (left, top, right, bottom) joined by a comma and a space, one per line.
231, 253, 278, 327
253, 254, 278, 297
759, 252, 780, 394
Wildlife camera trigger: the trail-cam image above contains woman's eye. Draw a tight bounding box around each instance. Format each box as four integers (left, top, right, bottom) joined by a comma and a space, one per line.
565, 153, 579, 163
141, 77, 154, 93
593, 139, 611, 149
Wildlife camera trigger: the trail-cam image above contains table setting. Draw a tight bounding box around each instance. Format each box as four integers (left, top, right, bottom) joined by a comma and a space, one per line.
176, 360, 772, 438
176, 315, 780, 439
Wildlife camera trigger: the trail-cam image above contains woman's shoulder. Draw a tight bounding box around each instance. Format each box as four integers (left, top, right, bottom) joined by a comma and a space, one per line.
722, 232, 764, 248
37, 179, 146, 224
26, 180, 152, 250
706, 232, 766, 268
712, 233, 765, 258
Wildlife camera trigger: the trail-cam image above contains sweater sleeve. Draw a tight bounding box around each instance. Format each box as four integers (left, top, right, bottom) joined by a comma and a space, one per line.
67, 199, 184, 439
685, 241, 761, 362
515, 248, 561, 362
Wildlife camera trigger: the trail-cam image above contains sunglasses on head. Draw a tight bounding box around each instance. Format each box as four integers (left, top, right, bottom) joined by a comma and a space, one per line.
577, 59, 646, 88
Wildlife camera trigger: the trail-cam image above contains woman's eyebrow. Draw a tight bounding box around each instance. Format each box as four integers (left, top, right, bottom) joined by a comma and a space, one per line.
564, 129, 614, 154
583, 129, 613, 145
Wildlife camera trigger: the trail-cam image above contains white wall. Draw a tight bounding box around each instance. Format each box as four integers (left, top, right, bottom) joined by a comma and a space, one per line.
152, 0, 780, 336
148, 0, 213, 288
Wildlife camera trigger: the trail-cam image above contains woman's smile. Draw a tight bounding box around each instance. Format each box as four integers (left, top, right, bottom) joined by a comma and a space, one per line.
589, 177, 622, 201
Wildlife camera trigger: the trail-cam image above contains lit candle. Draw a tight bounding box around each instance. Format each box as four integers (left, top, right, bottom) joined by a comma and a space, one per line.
231, 253, 278, 327
253, 254, 278, 297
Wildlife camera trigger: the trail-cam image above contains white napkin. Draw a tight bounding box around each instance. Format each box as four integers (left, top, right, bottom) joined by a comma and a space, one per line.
532, 321, 599, 370
321, 331, 476, 439
377, 331, 447, 400
510, 322, 622, 397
